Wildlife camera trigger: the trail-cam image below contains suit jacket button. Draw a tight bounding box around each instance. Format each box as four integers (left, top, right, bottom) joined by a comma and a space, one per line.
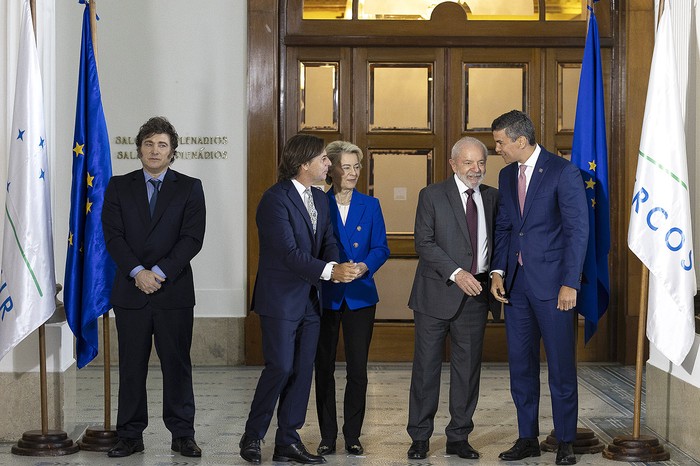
357, 225, 362, 231
353, 242, 359, 248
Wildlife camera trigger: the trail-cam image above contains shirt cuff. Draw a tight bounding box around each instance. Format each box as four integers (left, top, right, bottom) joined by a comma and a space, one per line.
151, 265, 166, 279
449, 268, 463, 282
321, 262, 337, 281
490, 270, 504, 278
130, 265, 145, 278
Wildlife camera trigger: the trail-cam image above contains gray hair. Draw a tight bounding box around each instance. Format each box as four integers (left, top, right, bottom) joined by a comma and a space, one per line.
451, 136, 488, 161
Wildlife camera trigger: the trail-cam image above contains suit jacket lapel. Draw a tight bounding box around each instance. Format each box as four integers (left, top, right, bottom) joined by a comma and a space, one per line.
328, 191, 348, 255
522, 148, 550, 222
344, 191, 365, 244
129, 170, 151, 228
508, 163, 521, 223
447, 178, 471, 245
148, 169, 176, 234
285, 180, 315, 237
480, 184, 494, 258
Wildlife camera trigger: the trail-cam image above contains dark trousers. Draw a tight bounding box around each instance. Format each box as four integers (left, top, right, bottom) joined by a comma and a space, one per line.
245, 293, 321, 446
114, 304, 195, 440
505, 265, 578, 442
314, 302, 376, 443
407, 289, 489, 442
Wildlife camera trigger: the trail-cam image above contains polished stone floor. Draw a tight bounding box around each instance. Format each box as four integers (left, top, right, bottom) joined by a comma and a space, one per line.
1, 363, 698, 465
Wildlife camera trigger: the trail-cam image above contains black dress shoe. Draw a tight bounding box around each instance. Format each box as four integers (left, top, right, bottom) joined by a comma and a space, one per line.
556, 441, 577, 465
317, 438, 336, 455
107, 438, 144, 457
446, 440, 479, 459
171, 437, 202, 457
407, 440, 429, 459
273, 442, 327, 464
345, 440, 364, 455
498, 438, 541, 461
239, 433, 262, 464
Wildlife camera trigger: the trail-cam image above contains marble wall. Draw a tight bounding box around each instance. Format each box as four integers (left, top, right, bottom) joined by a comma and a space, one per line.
646, 362, 700, 460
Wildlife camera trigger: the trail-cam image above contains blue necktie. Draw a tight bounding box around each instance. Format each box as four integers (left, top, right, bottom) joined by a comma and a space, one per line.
149, 179, 161, 217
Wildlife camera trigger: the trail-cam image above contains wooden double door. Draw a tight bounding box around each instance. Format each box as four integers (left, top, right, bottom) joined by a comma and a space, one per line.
267, 44, 611, 362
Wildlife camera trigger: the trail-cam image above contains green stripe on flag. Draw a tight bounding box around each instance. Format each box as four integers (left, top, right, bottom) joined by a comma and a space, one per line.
638, 150, 689, 191
4, 205, 44, 297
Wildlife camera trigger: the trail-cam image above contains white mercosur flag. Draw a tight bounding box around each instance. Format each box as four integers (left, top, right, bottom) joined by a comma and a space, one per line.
0, 0, 56, 362
628, 5, 696, 366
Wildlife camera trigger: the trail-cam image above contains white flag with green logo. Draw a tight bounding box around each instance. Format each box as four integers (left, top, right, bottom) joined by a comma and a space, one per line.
627, 5, 695, 366
0, 0, 56, 361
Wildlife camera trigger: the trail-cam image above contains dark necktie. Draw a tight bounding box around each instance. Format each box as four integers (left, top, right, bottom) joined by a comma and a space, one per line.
466, 188, 478, 274
304, 187, 317, 233
149, 178, 161, 217
517, 165, 527, 265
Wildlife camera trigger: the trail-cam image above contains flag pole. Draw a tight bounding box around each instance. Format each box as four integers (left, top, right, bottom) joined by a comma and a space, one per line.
75, 0, 118, 451
10, 0, 78, 457
29, 0, 50, 438
38, 326, 48, 434
603, 265, 669, 461
604, 0, 671, 460
632, 266, 649, 438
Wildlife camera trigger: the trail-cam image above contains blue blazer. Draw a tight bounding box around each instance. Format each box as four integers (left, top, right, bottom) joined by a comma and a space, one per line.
322, 189, 390, 310
251, 180, 339, 321
492, 147, 588, 301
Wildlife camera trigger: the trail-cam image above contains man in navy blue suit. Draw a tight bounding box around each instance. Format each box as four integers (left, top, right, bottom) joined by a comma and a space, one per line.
489, 111, 588, 466
240, 134, 358, 464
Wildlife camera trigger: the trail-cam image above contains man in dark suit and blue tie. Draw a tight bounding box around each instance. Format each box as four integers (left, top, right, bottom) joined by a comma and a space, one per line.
102, 116, 205, 458
489, 110, 588, 466
240, 134, 358, 464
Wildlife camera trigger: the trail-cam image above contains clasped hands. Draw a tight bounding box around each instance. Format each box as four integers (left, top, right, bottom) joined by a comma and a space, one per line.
135, 269, 164, 295
331, 261, 367, 283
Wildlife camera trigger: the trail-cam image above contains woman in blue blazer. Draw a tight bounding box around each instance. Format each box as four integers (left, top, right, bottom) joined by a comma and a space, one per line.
314, 141, 390, 456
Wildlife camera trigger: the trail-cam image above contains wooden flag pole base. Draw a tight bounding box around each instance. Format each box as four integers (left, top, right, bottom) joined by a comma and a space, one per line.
12, 326, 79, 456
540, 427, 605, 454
77, 426, 118, 452
603, 266, 671, 462
11, 430, 80, 456
78, 312, 117, 451
602, 434, 670, 462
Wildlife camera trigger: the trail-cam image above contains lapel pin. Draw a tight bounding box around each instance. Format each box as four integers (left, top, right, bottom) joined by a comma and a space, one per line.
538, 168, 543, 173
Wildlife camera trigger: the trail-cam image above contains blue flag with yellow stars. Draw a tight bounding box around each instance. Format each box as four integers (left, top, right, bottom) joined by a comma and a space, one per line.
65, 2, 116, 368
571, 2, 610, 343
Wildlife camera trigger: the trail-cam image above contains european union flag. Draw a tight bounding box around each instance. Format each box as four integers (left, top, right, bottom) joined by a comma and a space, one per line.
65, 3, 115, 368
571, 2, 610, 343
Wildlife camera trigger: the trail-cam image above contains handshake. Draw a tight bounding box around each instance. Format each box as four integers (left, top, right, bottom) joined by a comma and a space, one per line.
331, 261, 368, 283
